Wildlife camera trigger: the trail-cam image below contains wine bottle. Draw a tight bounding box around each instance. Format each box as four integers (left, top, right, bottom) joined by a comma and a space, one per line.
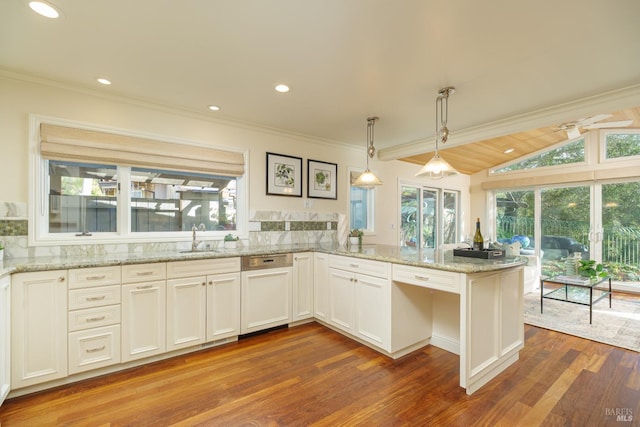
473, 217, 484, 251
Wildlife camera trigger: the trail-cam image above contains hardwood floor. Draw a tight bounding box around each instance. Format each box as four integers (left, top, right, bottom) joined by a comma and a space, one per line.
1, 321, 639, 426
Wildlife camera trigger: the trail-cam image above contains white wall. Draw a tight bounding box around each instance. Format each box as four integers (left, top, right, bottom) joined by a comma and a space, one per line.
0, 73, 472, 246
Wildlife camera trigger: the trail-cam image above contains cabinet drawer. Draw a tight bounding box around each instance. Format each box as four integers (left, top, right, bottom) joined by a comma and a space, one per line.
167, 257, 240, 278
329, 255, 390, 279
392, 264, 462, 294
68, 304, 121, 332
68, 324, 121, 375
69, 285, 121, 310
122, 263, 166, 284
68, 266, 121, 289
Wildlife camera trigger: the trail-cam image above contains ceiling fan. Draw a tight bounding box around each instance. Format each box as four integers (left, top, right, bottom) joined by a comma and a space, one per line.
556, 114, 633, 139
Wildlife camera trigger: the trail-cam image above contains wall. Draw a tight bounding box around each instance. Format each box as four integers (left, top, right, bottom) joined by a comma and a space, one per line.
0, 72, 471, 256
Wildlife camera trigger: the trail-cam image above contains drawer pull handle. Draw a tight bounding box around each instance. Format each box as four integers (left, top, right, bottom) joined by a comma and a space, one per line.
136, 271, 154, 276
137, 285, 153, 290
414, 275, 430, 281
349, 263, 359, 268
86, 316, 106, 322
86, 275, 106, 280
86, 295, 106, 301
86, 346, 106, 353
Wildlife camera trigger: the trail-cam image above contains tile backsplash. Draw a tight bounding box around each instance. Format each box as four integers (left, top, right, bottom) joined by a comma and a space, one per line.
0, 202, 338, 259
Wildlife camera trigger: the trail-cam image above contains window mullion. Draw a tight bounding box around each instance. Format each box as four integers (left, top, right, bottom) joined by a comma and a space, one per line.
118, 166, 131, 236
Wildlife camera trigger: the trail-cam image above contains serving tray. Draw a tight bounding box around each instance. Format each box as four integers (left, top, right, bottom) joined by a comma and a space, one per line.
453, 248, 505, 259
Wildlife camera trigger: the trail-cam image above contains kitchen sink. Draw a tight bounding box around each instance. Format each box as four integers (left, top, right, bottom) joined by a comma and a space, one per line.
179, 248, 219, 254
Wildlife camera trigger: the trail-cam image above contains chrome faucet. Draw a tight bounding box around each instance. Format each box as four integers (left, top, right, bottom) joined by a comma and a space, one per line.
191, 223, 206, 251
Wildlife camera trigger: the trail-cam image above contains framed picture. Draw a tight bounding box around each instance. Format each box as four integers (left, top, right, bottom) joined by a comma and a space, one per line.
307, 159, 337, 199
266, 152, 303, 197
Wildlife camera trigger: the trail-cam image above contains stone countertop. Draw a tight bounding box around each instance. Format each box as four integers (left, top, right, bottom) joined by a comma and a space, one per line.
0, 243, 526, 277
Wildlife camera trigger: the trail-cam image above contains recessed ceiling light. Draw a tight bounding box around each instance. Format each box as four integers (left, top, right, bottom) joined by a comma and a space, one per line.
274, 84, 290, 93
503, 148, 515, 154
208, 105, 220, 111
28, 1, 60, 18
97, 78, 112, 85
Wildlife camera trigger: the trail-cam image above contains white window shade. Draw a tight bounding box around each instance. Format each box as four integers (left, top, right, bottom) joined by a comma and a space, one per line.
40, 123, 245, 177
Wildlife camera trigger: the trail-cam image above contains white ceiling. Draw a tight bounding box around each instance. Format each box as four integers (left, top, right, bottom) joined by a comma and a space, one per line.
2, 0, 640, 158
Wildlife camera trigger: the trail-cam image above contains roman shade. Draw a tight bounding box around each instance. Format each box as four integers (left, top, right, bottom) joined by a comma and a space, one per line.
40, 123, 245, 176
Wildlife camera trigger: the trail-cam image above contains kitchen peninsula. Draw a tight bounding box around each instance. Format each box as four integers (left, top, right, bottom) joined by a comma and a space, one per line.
2, 244, 526, 397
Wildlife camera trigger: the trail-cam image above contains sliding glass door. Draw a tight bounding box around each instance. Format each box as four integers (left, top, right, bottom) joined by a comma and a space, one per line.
495, 180, 640, 289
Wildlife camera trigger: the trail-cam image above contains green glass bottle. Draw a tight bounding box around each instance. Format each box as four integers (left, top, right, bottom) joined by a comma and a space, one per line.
473, 217, 484, 251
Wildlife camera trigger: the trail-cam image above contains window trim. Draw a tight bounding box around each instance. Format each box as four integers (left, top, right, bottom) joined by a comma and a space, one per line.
29, 115, 249, 246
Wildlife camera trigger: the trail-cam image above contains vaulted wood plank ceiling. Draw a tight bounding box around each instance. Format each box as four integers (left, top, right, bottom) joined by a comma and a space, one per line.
399, 107, 640, 175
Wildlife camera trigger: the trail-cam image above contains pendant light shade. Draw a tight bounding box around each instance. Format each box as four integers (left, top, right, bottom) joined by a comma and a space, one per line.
416, 87, 459, 180
415, 152, 458, 179
353, 116, 383, 188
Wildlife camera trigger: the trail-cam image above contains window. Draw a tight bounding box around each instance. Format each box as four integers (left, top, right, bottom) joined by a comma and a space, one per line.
400, 184, 459, 248
492, 138, 585, 174
48, 161, 118, 234
32, 117, 247, 244
130, 168, 237, 233
349, 169, 375, 233
603, 131, 640, 160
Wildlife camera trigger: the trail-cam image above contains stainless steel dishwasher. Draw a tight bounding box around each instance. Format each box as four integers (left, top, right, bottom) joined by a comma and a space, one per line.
240, 253, 293, 334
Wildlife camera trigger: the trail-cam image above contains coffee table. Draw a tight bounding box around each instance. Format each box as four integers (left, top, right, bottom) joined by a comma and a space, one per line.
540, 275, 612, 324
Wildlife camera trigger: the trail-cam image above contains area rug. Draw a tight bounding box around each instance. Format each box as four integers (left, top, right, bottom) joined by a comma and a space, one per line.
523, 291, 640, 352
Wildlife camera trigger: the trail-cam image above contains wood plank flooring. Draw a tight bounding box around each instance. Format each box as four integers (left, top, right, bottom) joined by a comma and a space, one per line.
1, 321, 639, 426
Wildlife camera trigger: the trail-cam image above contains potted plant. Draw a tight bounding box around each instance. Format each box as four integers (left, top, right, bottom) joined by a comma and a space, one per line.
223, 234, 239, 249
577, 259, 607, 280
348, 229, 363, 247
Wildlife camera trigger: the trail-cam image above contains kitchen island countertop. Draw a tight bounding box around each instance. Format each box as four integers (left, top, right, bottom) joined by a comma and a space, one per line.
0, 243, 527, 277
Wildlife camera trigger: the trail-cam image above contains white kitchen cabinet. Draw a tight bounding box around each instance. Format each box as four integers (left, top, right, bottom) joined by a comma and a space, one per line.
121, 265, 166, 362
354, 273, 391, 349
67, 265, 121, 375
11, 270, 68, 389
206, 272, 241, 341
327, 255, 392, 348
313, 252, 329, 321
327, 267, 355, 333
0, 275, 11, 405
241, 267, 292, 334
166, 275, 207, 351
166, 258, 241, 345
292, 252, 314, 322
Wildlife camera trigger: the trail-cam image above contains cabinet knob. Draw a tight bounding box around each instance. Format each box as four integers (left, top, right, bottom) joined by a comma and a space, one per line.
202, 282, 206, 286
209, 281, 213, 285
58, 276, 65, 282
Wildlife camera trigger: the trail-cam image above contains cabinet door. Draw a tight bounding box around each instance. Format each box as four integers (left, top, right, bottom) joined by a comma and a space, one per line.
241, 268, 292, 334
292, 252, 314, 321
166, 276, 206, 351
1, 276, 11, 405
355, 274, 391, 350
11, 270, 68, 389
327, 268, 354, 333
206, 272, 241, 341
121, 280, 166, 362
313, 253, 329, 321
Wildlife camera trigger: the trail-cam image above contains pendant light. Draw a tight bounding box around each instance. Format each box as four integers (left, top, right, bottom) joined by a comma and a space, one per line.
416, 87, 459, 179
353, 116, 383, 188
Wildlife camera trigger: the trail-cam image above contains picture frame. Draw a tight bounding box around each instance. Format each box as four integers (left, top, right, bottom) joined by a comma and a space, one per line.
307, 159, 337, 200
266, 152, 303, 197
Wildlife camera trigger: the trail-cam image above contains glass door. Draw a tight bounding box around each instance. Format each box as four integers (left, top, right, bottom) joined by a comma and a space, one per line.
600, 181, 640, 287
540, 185, 591, 276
